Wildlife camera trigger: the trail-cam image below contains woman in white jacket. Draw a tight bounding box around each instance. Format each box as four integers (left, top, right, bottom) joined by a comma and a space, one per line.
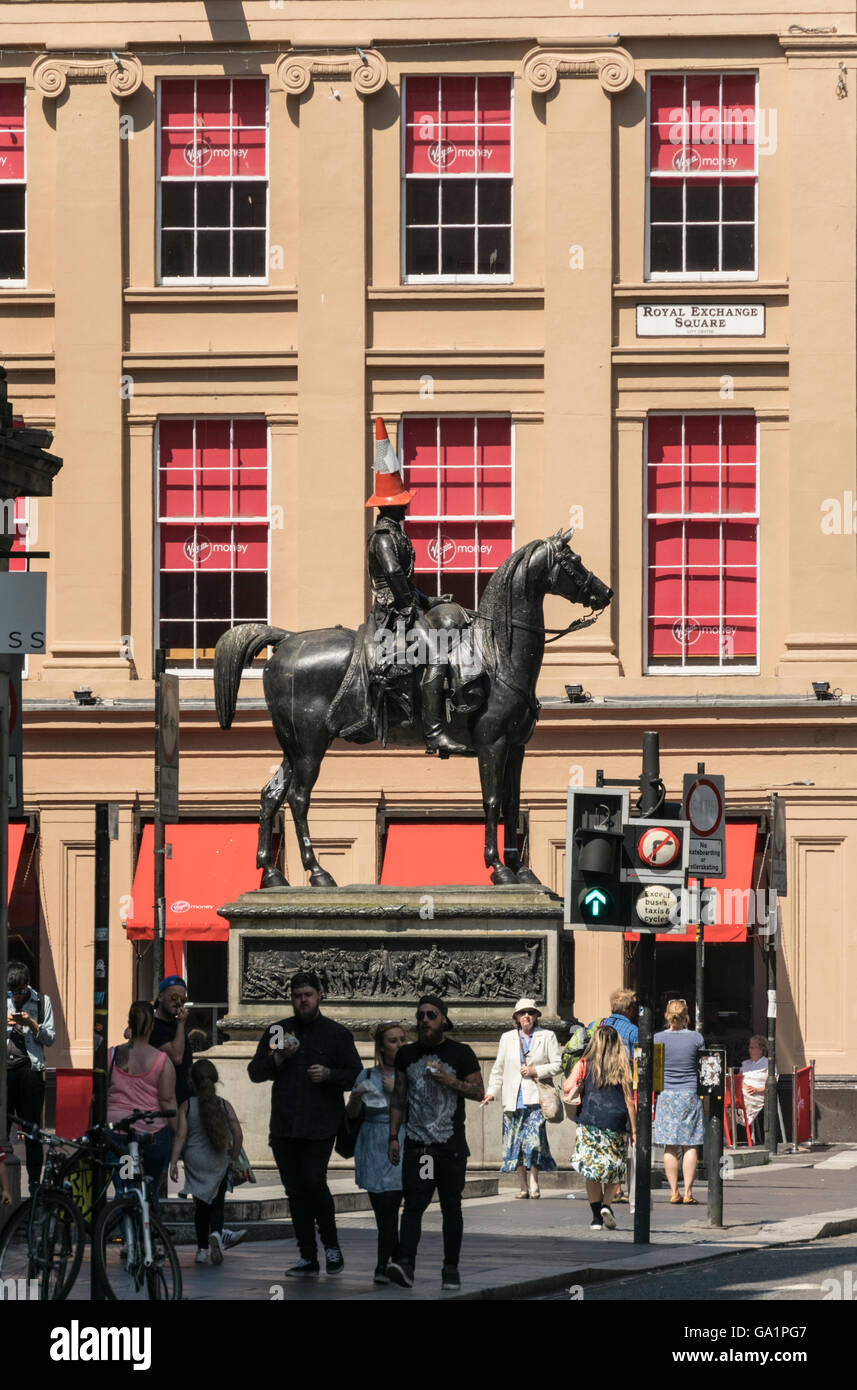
481, 998, 562, 1198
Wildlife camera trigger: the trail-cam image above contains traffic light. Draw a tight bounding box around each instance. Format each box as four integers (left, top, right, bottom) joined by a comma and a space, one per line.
565, 788, 630, 929
623, 817, 690, 932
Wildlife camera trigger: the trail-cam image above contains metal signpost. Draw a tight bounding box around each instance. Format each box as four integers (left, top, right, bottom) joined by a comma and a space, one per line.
765, 793, 788, 1154
565, 732, 691, 1244
682, 769, 726, 1033
153, 650, 179, 991
91, 801, 118, 1298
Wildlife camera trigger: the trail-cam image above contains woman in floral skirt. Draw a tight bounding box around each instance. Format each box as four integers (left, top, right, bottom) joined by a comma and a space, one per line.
565, 1025, 636, 1230
482, 999, 562, 1198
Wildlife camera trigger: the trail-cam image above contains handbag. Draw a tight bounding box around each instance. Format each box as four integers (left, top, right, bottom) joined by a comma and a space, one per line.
230, 1145, 256, 1186
520, 1036, 564, 1124
562, 1058, 586, 1121
334, 1108, 364, 1160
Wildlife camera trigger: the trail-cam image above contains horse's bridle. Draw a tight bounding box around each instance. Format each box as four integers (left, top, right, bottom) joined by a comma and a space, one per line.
506, 543, 604, 644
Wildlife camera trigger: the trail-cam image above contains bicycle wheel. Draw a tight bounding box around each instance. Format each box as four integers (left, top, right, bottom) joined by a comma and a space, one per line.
0, 1191, 85, 1300
94, 1197, 182, 1301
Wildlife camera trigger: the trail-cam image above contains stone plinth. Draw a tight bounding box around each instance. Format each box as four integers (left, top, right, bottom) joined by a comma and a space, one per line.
210, 885, 576, 1168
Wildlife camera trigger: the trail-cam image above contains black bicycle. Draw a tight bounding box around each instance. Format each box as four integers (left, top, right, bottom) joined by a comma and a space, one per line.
91, 1109, 182, 1301
0, 1121, 88, 1299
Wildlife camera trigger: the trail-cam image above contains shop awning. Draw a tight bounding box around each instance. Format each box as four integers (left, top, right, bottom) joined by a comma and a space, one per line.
380, 821, 490, 886
125, 823, 259, 943
627, 820, 760, 944
8, 822, 26, 897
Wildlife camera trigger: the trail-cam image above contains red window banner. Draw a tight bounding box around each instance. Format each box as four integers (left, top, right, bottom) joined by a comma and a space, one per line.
402, 415, 513, 608
405, 75, 511, 176
0, 83, 24, 181
381, 821, 490, 886
647, 414, 758, 667
649, 73, 756, 175
160, 77, 267, 179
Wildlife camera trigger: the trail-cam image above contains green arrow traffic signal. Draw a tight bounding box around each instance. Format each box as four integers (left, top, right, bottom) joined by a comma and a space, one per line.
580, 886, 613, 921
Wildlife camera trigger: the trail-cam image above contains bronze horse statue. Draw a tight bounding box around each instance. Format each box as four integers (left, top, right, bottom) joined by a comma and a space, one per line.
214, 527, 613, 887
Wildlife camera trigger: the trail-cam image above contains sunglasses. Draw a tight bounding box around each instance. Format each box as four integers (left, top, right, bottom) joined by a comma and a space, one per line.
167, 994, 186, 1004
518, 1010, 538, 1017
417, 1009, 439, 1021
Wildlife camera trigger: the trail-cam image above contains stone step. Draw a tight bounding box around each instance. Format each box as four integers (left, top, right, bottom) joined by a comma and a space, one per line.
161, 1174, 499, 1244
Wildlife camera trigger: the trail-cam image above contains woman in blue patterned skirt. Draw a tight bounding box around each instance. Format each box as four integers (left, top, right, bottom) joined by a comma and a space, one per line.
653, 999, 705, 1204
482, 999, 562, 1198
565, 1026, 637, 1231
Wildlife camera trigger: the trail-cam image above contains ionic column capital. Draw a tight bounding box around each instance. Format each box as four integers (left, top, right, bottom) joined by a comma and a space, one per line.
31, 51, 144, 99
276, 48, 387, 98
522, 43, 634, 96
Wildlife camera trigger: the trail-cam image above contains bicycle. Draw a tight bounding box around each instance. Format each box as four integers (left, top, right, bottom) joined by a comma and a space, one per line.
0, 1120, 88, 1300
92, 1108, 182, 1301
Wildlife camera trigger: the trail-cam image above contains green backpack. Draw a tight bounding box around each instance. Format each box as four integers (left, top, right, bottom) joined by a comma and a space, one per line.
561, 1022, 590, 1077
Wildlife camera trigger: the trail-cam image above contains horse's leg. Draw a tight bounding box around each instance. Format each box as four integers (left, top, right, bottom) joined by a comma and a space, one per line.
256, 756, 292, 888
286, 751, 337, 888
501, 744, 542, 886
477, 740, 516, 885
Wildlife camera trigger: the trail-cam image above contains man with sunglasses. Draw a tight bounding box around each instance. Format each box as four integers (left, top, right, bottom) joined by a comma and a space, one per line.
386, 995, 483, 1292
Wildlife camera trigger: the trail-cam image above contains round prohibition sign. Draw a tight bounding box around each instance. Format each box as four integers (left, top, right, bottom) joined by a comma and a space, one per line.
638, 825, 680, 869
685, 778, 723, 837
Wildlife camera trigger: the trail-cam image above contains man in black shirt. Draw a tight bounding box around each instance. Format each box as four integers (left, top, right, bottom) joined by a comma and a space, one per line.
386, 995, 483, 1292
149, 975, 193, 1106
248, 970, 361, 1278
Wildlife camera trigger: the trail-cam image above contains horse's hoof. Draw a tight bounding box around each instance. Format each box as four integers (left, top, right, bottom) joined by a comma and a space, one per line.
309, 869, 338, 888
515, 867, 543, 887
260, 867, 289, 888
490, 867, 517, 886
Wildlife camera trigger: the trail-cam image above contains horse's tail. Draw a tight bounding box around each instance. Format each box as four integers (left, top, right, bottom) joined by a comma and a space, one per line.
214, 623, 289, 730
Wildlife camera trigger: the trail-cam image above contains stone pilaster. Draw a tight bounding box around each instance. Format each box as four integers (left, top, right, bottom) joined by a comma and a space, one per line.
777, 38, 857, 680
277, 51, 387, 631
36, 54, 142, 680
527, 43, 633, 681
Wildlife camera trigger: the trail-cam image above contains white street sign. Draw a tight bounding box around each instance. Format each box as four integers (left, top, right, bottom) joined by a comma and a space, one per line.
0, 573, 46, 653
682, 773, 726, 879
636, 303, 765, 337
636, 884, 678, 928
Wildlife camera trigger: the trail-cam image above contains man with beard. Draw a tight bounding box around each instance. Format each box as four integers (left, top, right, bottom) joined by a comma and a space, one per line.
386, 995, 483, 1292
248, 970, 361, 1278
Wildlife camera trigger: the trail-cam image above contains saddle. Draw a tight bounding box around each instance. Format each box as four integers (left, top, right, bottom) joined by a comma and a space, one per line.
325, 607, 490, 748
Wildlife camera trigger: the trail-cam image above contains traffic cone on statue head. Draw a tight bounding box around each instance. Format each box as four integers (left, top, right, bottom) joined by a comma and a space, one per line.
365, 417, 414, 507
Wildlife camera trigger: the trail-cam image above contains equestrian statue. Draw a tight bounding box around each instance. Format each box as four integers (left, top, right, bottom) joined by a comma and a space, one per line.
214, 418, 613, 887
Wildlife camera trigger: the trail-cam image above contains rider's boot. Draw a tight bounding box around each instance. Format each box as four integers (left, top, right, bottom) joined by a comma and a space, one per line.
421, 671, 470, 756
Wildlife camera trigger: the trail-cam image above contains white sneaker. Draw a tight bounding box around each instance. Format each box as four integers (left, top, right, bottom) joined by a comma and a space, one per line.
222, 1228, 248, 1250
194, 1249, 209, 1265
209, 1231, 224, 1266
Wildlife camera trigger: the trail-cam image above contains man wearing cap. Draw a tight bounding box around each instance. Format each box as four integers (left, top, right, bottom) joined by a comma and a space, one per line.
150, 975, 194, 1106
386, 995, 483, 1292
247, 969, 362, 1279
367, 418, 470, 757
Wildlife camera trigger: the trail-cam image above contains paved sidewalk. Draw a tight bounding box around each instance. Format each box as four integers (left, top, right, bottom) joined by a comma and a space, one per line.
60, 1143, 857, 1301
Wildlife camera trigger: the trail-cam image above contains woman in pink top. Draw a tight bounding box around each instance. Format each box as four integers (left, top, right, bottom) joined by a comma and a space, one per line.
107, 1000, 178, 1210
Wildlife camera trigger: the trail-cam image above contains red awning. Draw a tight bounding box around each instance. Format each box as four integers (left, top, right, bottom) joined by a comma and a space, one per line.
8, 822, 26, 898
381, 821, 490, 886
125, 823, 260, 942
627, 820, 760, 944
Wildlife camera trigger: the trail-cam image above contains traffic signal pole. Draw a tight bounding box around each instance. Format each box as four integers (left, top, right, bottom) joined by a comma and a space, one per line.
633, 731, 665, 1244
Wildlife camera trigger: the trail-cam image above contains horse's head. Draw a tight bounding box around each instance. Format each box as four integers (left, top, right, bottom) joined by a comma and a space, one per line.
545, 527, 613, 612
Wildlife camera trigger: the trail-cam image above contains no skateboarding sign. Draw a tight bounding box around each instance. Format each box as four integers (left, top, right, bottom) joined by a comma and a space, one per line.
682, 773, 726, 879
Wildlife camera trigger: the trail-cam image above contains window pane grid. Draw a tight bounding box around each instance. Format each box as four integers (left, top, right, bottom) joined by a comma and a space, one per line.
0, 82, 25, 283
646, 414, 758, 670
157, 417, 270, 671
647, 72, 757, 277
404, 76, 512, 281
402, 415, 513, 610
159, 77, 268, 282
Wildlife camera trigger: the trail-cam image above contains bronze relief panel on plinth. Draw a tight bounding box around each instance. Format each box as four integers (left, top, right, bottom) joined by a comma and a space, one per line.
240, 935, 545, 1005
